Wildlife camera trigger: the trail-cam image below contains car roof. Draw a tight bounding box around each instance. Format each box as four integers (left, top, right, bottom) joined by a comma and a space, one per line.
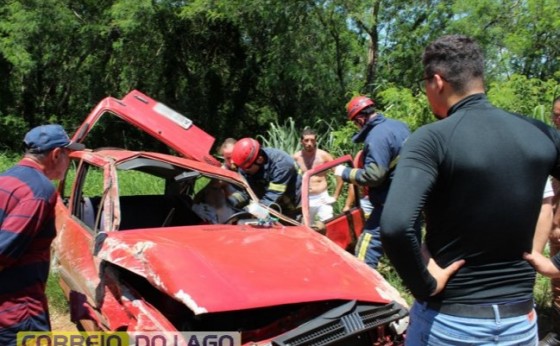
73, 149, 242, 183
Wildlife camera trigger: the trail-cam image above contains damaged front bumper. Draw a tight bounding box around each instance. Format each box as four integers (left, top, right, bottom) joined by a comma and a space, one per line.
255, 300, 408, 346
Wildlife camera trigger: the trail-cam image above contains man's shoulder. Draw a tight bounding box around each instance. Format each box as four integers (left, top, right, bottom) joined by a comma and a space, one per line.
265, 147, 297, 167
373, 116, 410, 134
317, 149, 334, 161
0, 165, 54, 200
401, 121, 449, 150
264, 147, 289, 155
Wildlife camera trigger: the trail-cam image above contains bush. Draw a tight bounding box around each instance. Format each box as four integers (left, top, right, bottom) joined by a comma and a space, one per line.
488, 75, 560, 124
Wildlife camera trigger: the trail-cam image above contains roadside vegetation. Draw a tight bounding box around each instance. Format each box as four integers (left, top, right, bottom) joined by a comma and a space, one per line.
0, 1, 559, 153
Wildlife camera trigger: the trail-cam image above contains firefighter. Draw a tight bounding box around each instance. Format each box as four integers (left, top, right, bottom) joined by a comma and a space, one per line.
334, 95, 410, 269
228, 138, 302, 219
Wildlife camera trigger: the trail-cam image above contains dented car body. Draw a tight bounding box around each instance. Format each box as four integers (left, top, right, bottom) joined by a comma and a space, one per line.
53, 90, 408, 345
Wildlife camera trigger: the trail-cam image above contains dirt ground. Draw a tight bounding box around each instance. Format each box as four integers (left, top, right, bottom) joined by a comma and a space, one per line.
50, 310, 78, 331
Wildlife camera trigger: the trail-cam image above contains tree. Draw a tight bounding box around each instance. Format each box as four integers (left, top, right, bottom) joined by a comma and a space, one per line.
0, 0, 558, 153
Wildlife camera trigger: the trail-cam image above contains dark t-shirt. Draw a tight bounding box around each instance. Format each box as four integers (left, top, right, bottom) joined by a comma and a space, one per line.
381, 94, 560, 303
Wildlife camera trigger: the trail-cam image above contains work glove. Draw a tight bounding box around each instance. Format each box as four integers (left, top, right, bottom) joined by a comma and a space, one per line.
247, 202, 270, 219
334, 164, 346, 177
227, 194, 241, 208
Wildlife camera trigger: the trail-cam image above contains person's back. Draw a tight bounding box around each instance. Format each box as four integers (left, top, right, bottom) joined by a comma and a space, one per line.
0, 124, 85, 346
0, 163, 57, 321
410, 94, 558, 303
380, 34, 560, 345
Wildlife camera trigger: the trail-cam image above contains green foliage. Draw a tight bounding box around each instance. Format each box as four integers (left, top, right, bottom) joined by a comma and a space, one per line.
118, 170, 165, 196
258, 117, 301, 155
46, 271, 69, 314
328, 122, 361, 158
259, 116, 357, 158
0, 114, 27, 152
0, 0, 559, 148
0, 153, 17, 171
487, 75, 560, 125
376, 86, 433, 132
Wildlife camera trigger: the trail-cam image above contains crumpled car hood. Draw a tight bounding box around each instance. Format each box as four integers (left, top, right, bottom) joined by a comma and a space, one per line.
95, 225, 400, 314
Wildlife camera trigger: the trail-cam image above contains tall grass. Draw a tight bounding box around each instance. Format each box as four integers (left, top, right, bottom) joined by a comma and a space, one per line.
257, 117, 301, 155
46, 271, 69, 314
257, 116, 358, 158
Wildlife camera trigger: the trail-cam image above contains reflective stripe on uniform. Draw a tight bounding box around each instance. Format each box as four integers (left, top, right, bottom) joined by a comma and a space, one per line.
356, 233, 373, 261
389, 155, 400, 171
348, 168, 359, 184
230, 192, 246, 204
268, 182, 287, 193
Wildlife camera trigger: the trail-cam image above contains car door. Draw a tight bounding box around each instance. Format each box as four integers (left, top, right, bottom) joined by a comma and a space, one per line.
301, 154, 365, 251
54, 153, 123, 328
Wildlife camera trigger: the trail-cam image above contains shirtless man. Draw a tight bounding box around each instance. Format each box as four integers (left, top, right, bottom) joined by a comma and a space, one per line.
293, 128, 342, 222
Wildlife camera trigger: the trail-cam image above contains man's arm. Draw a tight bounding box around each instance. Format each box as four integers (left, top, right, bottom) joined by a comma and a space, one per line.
380, 163, 437, 299
524, 251, 560, 278
343, 185, 355, 211
261, 164, 295, 207
227, 173, 251, 208
542, 125, 560, 266
380, 129, 443, 300
533, 196, 554, 253
321, 150, 344, 200
525, 199, 560, 278
526, 179, 560, 277
337, 161, 390, 187
335, 138, 394, 188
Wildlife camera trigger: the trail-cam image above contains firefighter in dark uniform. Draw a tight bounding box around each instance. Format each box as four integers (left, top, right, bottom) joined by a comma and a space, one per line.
334, 95, 410, 269
228, 138, 301, 218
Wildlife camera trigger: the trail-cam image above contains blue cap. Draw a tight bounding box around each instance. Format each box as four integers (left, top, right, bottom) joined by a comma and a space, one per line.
24, 124, 85, 153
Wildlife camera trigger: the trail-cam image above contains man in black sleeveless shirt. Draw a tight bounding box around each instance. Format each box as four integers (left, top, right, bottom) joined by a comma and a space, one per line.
381, 35, 560, 345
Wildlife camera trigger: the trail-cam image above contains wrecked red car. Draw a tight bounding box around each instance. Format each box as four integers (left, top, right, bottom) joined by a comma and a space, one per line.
52, 90, 408, 345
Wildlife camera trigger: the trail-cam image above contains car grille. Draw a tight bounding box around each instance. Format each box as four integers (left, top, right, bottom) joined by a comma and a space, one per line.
271, 301, 407, 346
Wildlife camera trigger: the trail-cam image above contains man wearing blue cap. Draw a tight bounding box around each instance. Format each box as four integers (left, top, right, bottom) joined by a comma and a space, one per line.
0, 124, 84, 345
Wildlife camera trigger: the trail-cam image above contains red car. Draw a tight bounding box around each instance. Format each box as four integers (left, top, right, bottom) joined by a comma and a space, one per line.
52, 90, 408, 345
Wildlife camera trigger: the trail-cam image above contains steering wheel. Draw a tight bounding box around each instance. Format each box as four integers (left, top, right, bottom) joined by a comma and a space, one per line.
224, 211, 255, 225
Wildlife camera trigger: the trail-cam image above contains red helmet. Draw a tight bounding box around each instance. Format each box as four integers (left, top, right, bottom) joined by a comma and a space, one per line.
232, 138, 261, 169
346, 95, 374, 120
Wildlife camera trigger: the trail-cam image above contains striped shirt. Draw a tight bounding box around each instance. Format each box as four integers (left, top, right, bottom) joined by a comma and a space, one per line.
0, 159, 56, 330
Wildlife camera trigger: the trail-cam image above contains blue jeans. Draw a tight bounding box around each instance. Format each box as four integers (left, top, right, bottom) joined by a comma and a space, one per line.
405, 301, 538, 346
354, 206, 383, 268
